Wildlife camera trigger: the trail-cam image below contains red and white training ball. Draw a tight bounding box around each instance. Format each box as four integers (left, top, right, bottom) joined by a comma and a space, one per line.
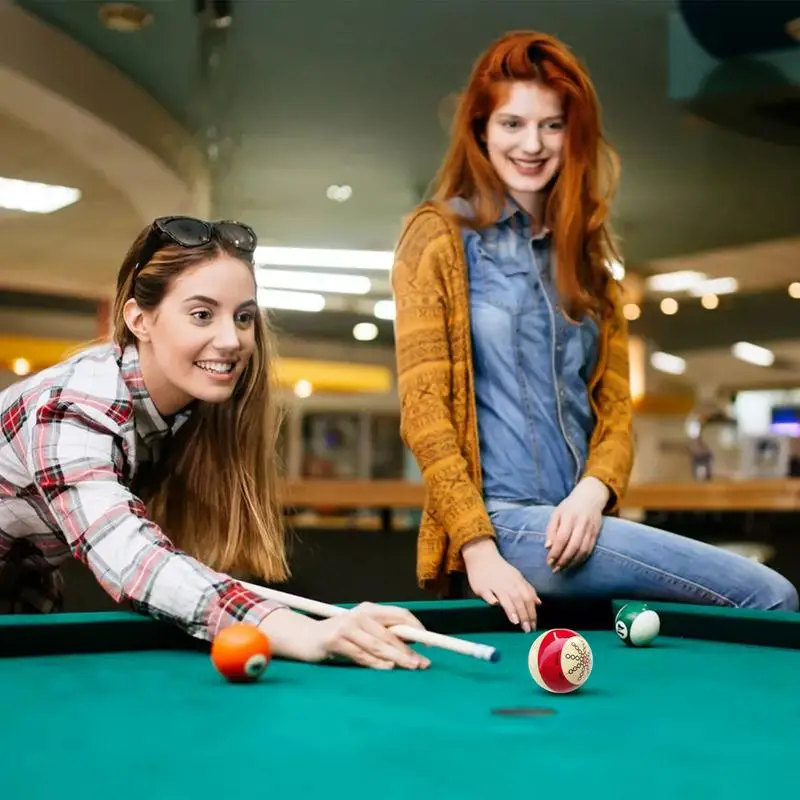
528, 628, 593, 694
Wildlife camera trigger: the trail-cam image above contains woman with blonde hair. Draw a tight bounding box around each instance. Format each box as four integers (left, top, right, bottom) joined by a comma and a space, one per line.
392, 31, 797, 631
0, 216, 429, 671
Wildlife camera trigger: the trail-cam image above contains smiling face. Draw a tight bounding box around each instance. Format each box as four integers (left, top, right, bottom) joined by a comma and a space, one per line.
485, 80, 566, 214
124, 253, 259, 415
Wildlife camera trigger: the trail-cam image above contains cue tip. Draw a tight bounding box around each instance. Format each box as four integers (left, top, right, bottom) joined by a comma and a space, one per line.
489, 648, 501, 663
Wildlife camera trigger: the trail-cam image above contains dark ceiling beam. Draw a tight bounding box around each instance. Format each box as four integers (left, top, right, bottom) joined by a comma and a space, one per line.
0, 289, 99, 315
630, 288, 800, 352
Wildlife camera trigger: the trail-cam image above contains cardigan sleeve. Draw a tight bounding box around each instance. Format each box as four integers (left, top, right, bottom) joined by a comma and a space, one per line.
582, 279, 635, 513
391, 208, 497, 554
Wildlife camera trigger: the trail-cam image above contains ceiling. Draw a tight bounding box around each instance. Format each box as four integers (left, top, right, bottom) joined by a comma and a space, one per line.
0, 109, 142, 296
676, 339, 800, 390
2, 0, 800, 391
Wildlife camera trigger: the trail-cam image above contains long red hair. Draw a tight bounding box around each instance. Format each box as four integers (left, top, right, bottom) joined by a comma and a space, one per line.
433, 30, 621, 319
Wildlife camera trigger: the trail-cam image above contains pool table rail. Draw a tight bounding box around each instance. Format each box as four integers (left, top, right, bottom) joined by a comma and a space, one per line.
613, 599, 800, 650
0, 611, 206, 658
1, 598, 798, 659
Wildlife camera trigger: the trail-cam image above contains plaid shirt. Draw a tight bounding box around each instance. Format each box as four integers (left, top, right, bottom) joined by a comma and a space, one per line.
0, 342, 282, 639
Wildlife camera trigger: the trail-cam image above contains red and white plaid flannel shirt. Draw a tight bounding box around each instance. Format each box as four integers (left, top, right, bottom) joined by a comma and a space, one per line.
0, 342, 282, 639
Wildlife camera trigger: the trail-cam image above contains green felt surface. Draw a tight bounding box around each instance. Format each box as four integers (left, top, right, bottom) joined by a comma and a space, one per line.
2, 601, 799, 799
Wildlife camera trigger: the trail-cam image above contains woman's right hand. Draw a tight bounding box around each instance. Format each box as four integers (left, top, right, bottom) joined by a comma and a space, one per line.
302, 602, 431, 670
462, 538, 541, 632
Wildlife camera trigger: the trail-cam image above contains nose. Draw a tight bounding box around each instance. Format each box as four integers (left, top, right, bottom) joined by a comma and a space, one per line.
521, 123, 543, 155
212, 319, 242, 351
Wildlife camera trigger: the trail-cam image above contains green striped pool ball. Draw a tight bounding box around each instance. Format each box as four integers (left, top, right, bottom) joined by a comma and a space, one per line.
614, 603, 660, 647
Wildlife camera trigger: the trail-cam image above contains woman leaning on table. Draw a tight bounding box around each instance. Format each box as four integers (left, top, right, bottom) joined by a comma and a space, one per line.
391, 30, 798, 631
0, 215, 429, 672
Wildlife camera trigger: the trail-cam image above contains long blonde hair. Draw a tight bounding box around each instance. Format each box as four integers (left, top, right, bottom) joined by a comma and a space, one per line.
112, 225, 289, 582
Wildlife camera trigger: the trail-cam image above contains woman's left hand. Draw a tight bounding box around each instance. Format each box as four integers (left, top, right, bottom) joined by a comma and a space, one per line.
545, 477, 610, 572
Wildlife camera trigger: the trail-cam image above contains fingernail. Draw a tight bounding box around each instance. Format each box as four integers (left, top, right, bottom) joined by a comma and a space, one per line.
522, 622, 531, 633
510, 615, 519, 624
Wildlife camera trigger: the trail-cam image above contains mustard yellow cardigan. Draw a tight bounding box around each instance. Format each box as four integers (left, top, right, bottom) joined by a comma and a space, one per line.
391, 202, 635, 594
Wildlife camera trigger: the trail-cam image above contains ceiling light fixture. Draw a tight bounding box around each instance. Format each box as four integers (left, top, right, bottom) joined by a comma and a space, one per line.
650, 351, 686, 375
701, 294, 719, 310
373, 300, 395, 321
353, 322, 379, 342
687, 277, 738, 296
11, 358, 31, 376
622, 303, 640, 321
645, 270, 707, 293
789, 282, 800, 299
257, 289, 325, 312
255, 246, 393, 271
0, 176, 81, 214
256, 269, 371, 295
293, 379, 313, 398
326, 184, 353, 202
660, 297, 679, 315
731, 341, 775, 367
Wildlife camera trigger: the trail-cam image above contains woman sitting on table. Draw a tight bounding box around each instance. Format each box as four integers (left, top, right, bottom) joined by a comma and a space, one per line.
0, 216, 429, 672
391, 30, 798, 632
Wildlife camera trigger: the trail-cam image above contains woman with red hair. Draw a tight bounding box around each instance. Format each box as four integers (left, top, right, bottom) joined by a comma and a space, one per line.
392, 31, 797, 631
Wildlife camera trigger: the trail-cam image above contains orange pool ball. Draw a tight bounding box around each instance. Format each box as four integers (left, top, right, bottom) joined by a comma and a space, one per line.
211, 623, 271, 683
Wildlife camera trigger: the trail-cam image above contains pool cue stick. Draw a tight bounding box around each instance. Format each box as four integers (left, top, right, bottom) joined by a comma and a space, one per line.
240, 581, 501, 663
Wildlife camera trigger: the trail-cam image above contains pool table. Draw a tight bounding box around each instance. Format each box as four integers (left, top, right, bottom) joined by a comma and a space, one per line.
2, 597, 798, 800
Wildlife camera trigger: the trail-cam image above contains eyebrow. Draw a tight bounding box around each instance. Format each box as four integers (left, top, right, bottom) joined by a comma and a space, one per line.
497, 113, 563, 122
183, 294, 258, 310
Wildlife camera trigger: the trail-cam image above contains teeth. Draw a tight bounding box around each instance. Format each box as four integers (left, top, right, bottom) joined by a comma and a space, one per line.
195, 361, 234, 374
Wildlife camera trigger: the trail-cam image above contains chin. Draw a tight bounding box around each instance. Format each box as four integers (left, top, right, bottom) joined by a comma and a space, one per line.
179, 375, 238, 406
192, 384, 238, 404
506, 170, 559, 196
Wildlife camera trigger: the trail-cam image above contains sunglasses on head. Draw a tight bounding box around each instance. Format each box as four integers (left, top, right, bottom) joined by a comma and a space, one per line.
131, 216, 258, 280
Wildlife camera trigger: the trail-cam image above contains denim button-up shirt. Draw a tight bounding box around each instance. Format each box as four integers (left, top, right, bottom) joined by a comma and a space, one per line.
456, 200, 599, 506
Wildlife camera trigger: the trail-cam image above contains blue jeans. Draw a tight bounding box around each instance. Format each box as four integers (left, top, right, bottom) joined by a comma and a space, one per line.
487, 501, 799, 611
